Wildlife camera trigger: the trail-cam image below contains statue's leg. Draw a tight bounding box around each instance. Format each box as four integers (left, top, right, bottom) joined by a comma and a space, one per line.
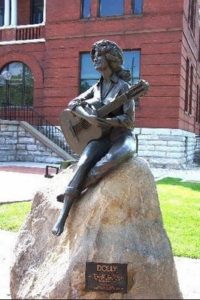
57, 137, 110, 202
52, 138, 110, 236
83, 134, 136, 189
52, 193, 74, 236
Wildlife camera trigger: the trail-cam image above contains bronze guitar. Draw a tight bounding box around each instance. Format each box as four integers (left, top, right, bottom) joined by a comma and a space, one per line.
60, 80, 149, 154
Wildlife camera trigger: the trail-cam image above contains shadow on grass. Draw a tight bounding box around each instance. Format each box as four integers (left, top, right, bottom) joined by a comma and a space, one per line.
157, 177, 200, 192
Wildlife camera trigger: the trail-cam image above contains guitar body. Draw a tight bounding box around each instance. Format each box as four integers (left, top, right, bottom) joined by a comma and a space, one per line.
60, 109, 103, 154
60, 80, 149, 154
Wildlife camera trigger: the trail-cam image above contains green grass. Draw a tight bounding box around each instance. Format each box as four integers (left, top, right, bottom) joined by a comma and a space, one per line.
157, 177, 200, 258
0, 201, 31, 232
0, 178, 200, 258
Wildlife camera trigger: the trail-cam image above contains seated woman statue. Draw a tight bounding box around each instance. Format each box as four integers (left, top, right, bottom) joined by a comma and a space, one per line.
52, 39, 136, 236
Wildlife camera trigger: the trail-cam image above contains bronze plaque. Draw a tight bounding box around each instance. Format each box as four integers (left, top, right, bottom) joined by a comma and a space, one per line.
85, 262, 127, 293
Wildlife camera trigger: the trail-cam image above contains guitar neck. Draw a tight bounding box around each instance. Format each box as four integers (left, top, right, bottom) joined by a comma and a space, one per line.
97, 83, 145, 118
97, 93, 128, 118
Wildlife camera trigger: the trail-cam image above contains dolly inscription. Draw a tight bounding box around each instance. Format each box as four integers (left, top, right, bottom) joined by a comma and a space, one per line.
85, 262, 127, 293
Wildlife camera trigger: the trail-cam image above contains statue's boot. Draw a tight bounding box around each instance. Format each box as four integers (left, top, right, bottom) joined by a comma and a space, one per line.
52, 188, 79, 236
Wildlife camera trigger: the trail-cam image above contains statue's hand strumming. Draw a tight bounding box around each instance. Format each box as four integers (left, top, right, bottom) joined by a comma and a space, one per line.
86, 115, 110, 127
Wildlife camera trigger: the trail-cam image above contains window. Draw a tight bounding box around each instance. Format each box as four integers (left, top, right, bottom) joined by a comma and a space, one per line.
0, 0, 4, 26
99, 0, 124, 17
0, 62, 34, 107
132, 0, 143, 15
189, 65, 194, 115
80, 50, 141, 93
196, 85, 199, 123
31, 0, 44, 24
199, 31, 200, 62
123, 50, 140, 84
196, 85, 200, 123
188, 0, 196, 33
82, 0, 91, 18
184, 58, 190, 112
82, 0, 143, 18
199, 88, 200, 124
80, 53, 99, 93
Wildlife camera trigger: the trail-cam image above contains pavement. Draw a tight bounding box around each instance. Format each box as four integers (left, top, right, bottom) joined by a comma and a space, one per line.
0, 162, 200, 299
0, 162, 60, 203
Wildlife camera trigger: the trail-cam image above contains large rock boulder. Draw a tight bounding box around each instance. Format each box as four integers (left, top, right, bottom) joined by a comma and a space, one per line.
10, 157, 182, 299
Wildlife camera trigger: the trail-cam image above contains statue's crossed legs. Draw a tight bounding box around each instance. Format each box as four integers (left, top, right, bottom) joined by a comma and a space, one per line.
52, 134, 135, 236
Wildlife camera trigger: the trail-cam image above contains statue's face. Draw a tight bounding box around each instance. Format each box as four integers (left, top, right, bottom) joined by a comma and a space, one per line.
93, 51, 109, 72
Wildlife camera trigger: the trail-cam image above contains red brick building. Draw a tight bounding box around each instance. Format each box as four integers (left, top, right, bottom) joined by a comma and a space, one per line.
0, 0, 200, 167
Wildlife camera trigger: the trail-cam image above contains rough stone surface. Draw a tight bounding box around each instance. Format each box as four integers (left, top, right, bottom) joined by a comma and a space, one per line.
10, 157, 182, 299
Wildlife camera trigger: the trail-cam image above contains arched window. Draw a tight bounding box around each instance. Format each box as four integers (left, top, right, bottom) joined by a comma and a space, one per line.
0, 62, 34, 106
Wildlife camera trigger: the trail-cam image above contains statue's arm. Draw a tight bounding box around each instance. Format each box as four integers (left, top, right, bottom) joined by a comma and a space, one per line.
68, 86, 94, 111
98, 84, 135, 129
97, 100, 135, 128
67, 85, 103, 126
113, 100, 135, 128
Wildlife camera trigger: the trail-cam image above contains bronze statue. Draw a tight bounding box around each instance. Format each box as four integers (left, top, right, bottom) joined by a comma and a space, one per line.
52, 40, 149, 236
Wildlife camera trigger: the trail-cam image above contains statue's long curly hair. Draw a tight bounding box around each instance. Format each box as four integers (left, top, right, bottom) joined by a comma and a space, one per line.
91, 40, 131, 82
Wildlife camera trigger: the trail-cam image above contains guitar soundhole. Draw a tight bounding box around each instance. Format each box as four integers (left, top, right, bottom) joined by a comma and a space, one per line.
73, 119, 90, 135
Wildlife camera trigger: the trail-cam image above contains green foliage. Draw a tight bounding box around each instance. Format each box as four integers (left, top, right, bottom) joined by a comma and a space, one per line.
0, 202, 31, 232
157, 177, 200, 258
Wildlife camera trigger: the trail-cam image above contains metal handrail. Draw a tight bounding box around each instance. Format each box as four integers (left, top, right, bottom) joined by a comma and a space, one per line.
0, 104, 76, 157
195, 135, 200, 150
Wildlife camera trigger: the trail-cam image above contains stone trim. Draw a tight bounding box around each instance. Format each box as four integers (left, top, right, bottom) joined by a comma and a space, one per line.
0, 120, 74, 163
20, 121, 73, 161
135, 128, 197, 169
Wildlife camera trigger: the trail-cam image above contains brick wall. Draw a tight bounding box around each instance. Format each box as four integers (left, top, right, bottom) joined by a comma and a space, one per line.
43, 0, 184, 127
0, 0, 199, 136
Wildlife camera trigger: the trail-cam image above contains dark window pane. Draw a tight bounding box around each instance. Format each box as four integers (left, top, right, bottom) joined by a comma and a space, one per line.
0, 79, 6, 105
82, 0, 91, 18
132, 0, 143, 15
81, 53, 99, 80
80, 53, 99, 92
31, 0, 44, 24
196, 85, 199, 122
24, 65, 33, 105
188, 0, 196, 33
100, 0, 124, 17
185, 58, 190, 112
9, 84, 23, 105
0, 0, 4, 26
80, 53, 99, 93
123, 50, 141, 84
80, 79, 97, 93
80, 51, 141, 94
0, 62, 34, 106
189, 65, 193, 115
